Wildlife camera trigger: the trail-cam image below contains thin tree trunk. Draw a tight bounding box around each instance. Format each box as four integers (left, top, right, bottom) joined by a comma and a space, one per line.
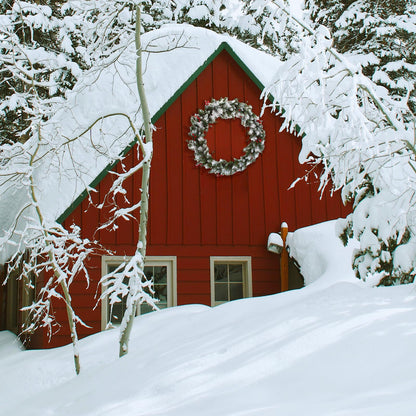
29, 132, 81, 374
119, 5, 153, 358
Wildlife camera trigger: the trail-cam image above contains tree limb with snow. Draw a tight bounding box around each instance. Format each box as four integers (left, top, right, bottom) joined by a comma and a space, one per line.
0, 127, 104, 374
263, 0, 416, 285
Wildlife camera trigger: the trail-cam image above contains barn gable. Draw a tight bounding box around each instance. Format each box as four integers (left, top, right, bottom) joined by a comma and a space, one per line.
1, 28, 350, 348
56, 42, 265, 225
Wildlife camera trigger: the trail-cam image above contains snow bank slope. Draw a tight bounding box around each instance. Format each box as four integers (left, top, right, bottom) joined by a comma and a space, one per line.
2, 284, 416, 416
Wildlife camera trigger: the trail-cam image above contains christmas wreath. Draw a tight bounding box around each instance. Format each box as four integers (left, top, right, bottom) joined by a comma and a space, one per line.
188, 98, 266, 176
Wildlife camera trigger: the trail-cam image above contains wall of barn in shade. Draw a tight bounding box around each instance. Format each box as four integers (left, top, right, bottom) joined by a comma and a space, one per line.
29, 49, 350, 348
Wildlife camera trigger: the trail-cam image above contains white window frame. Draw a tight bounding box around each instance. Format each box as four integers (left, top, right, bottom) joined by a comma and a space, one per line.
210, 256, 252, 307
101, 255, 177, 330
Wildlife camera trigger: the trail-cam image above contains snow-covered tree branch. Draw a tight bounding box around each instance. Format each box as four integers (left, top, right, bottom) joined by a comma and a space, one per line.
1, 0, 167, 364
0, 129, 102, 374
264, 0, 416, 286
0, 0, 85, 144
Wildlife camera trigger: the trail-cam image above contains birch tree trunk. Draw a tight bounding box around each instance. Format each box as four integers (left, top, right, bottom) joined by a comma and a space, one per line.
29, 133, 81, 375
119, 5, 153, 358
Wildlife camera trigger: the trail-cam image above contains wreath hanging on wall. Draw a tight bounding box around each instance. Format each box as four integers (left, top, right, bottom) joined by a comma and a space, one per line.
187, 98, 266, 176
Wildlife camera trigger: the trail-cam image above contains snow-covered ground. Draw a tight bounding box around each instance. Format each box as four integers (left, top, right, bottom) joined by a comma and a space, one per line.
2, 220, 416, 416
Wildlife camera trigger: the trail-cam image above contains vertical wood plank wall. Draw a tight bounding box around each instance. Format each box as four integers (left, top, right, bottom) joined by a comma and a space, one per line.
36, 50, 350, 348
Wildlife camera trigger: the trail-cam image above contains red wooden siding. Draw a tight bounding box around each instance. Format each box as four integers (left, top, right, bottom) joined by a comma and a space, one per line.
30, 49, 349, 348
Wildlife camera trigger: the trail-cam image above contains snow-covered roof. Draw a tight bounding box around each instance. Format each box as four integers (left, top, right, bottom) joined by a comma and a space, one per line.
0, 24, 281, 263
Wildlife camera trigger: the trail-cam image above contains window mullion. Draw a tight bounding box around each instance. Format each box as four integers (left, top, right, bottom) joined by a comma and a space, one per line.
227, 264, 230, 302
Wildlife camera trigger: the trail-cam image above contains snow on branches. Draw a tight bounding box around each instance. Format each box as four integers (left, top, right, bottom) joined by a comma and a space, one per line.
307, 0, 416, 119
264, 2, 416, 286
6, 221, 97, 338
0, 128, 108, 374
0, 1, 84, 144
100, 250, 158, 334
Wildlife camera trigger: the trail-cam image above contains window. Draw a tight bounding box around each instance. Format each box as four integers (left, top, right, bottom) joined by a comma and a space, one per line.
141, 263, 170, 314
210, 257, 252, 306
101, 256, 176, 329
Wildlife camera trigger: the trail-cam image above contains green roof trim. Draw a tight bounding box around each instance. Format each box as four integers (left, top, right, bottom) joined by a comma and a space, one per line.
221, 43, 265, 91
57, 41, 273, 224
150, 42, 265, 124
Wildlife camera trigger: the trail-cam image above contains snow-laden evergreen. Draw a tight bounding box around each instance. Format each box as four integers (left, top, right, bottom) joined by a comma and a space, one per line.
0, 1, 85, 144
262, 2, 416, 285
307, 0, 416, 118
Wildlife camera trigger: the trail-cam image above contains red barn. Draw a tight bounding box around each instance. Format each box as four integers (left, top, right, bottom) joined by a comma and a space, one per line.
0, 26, 349, 348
